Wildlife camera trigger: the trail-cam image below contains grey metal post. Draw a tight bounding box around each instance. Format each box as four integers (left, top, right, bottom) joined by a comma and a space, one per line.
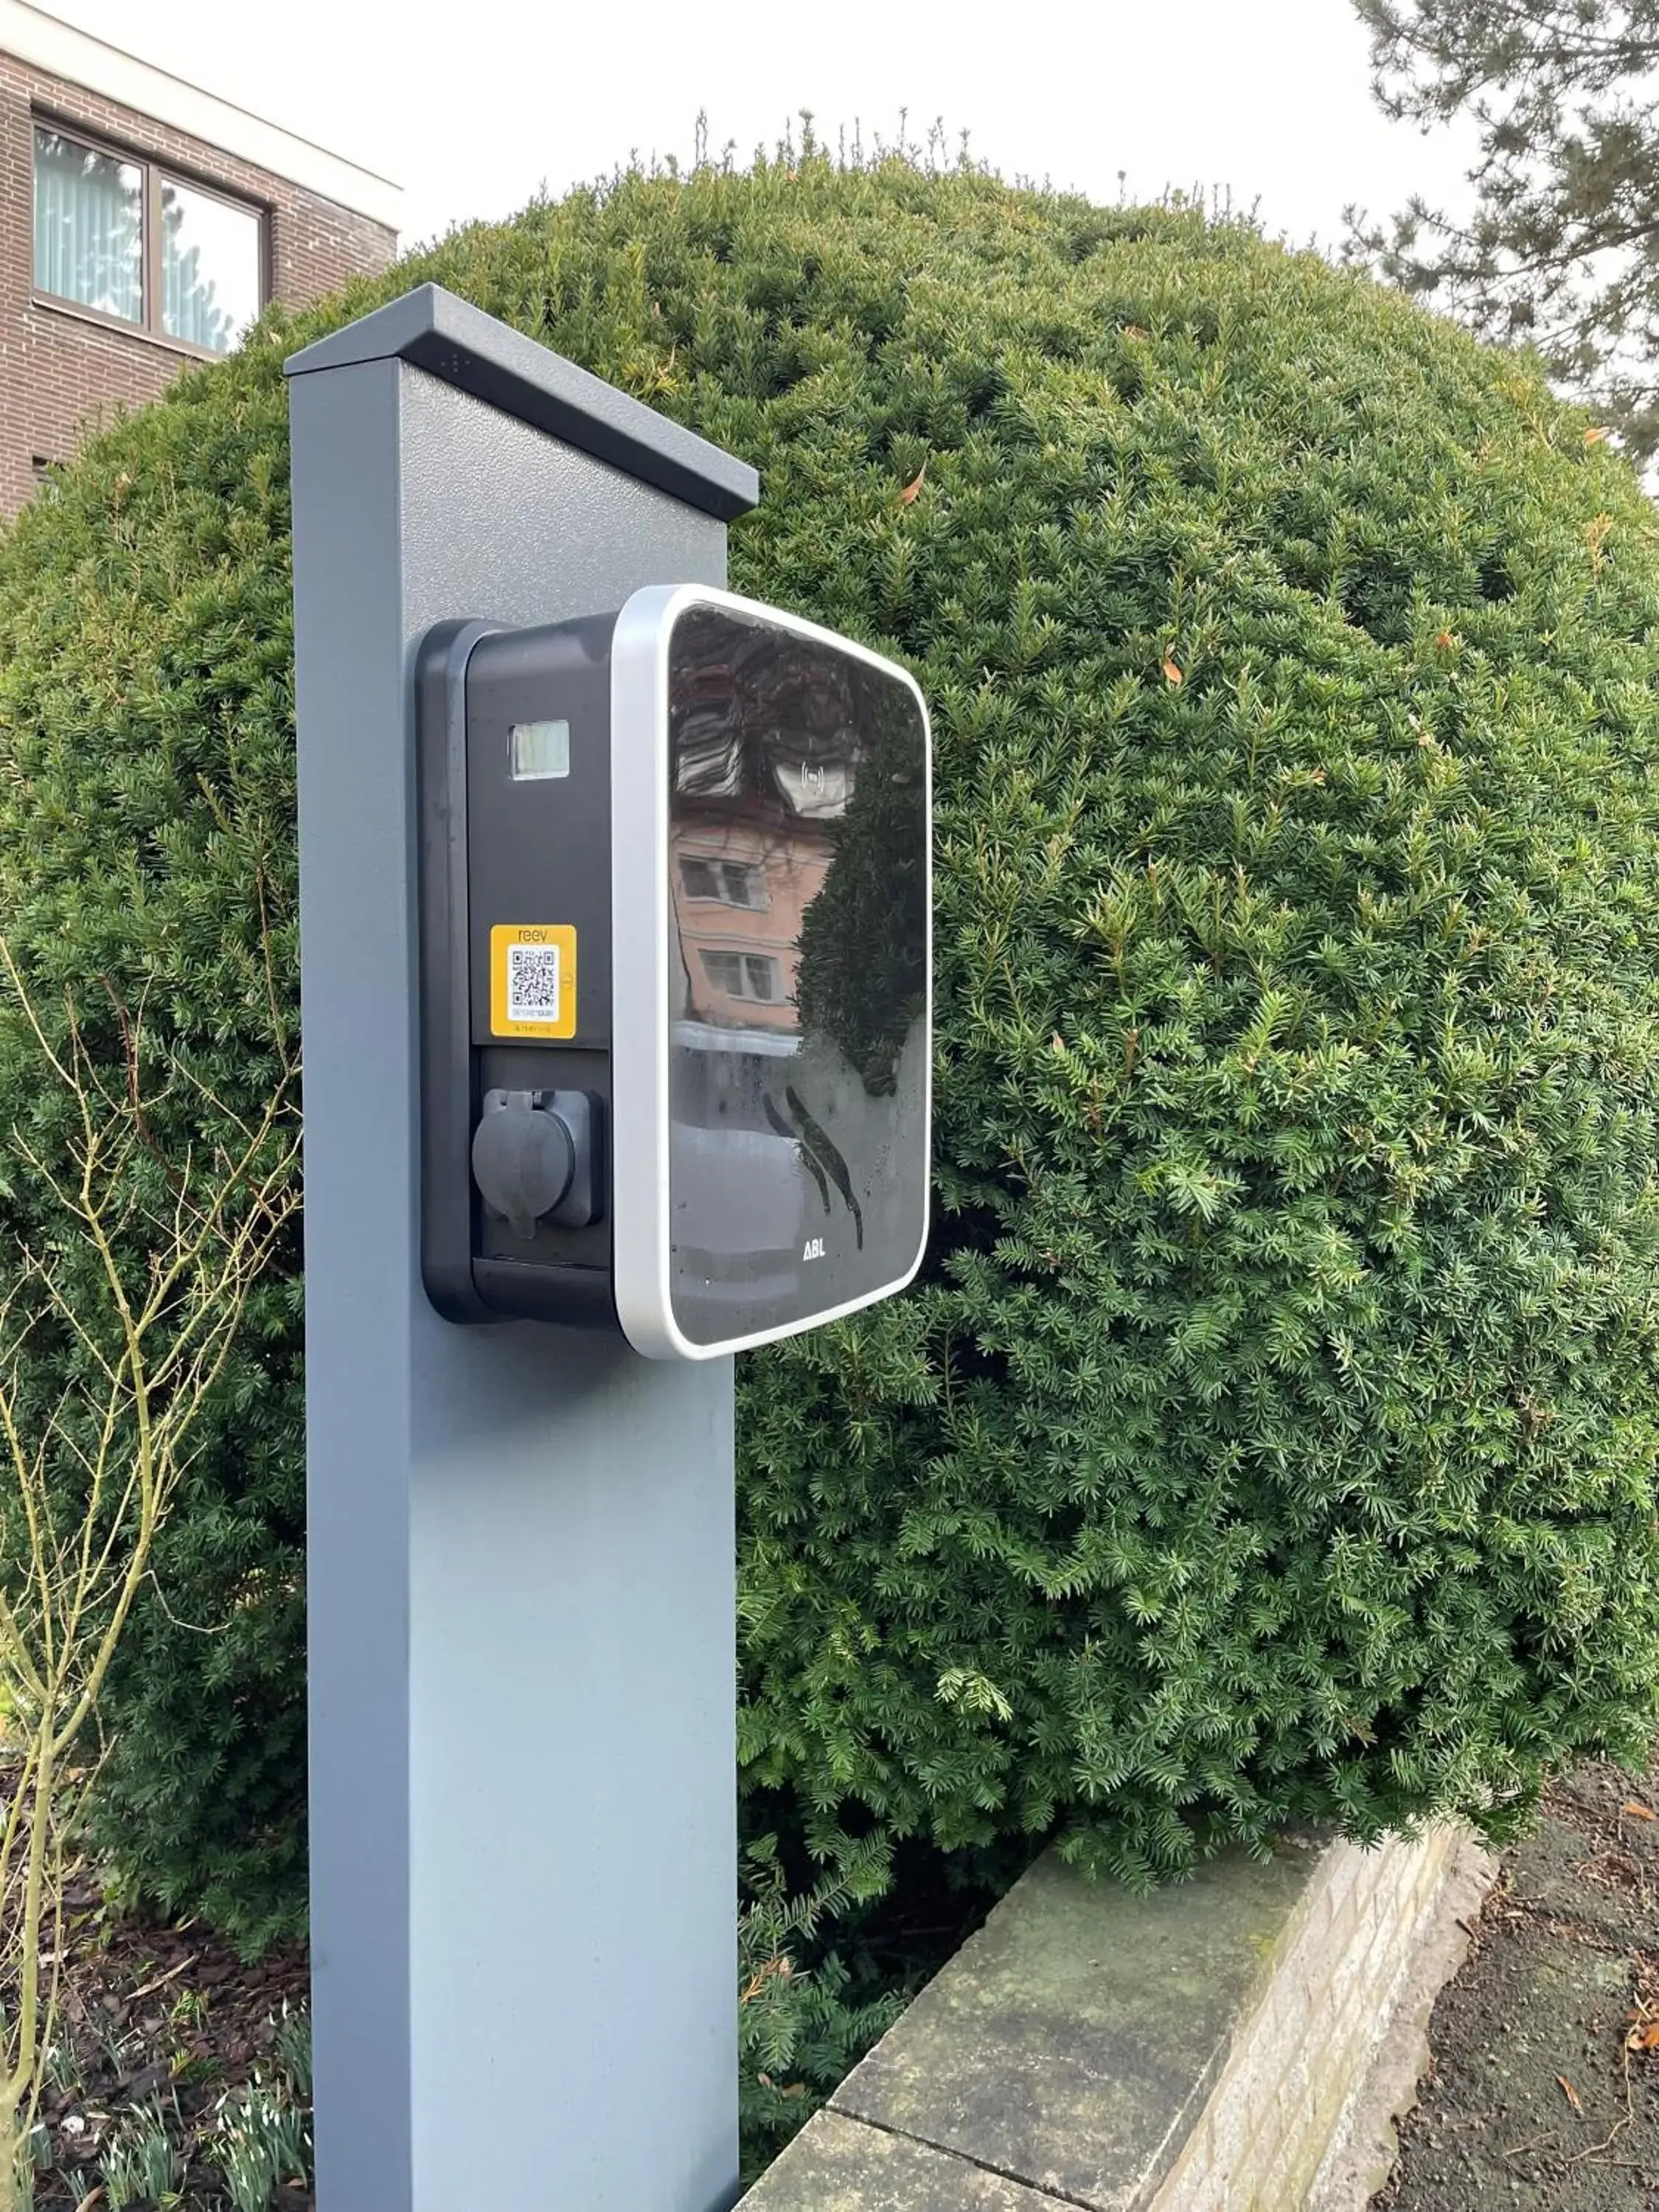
285, 287, 759, 2212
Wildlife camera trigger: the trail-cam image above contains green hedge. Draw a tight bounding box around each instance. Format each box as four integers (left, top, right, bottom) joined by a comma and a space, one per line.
0, 153, 1657, 1941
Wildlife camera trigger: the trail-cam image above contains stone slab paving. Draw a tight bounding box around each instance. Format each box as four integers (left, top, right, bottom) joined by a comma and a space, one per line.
749, 2110, 1062, 2212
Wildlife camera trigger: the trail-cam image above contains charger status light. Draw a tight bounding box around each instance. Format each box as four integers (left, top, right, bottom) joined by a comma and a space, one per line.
510, 719, 571, 780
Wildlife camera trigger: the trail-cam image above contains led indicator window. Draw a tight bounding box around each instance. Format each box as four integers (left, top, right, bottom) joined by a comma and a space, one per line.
510, 719, 571, 780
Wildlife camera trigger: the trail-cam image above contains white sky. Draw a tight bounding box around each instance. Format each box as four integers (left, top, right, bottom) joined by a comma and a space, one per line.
55, 0, 1477, 257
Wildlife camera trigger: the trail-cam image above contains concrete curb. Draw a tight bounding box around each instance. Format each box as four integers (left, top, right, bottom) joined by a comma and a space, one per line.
742, 1825, 1496, 2212
1308, 1832, 1497, 2210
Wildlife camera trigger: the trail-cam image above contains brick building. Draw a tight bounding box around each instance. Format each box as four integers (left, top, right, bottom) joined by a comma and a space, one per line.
0, 0, 400, 512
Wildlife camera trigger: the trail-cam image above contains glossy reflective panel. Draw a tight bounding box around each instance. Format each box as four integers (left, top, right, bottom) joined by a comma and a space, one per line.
666, 603, 928, 1346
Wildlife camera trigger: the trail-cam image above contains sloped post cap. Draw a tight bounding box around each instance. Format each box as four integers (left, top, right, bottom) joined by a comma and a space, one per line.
285, 283, 759, 523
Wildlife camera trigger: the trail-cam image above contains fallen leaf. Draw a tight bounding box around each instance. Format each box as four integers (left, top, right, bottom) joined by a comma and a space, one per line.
1434, 629, 1457, 651
1051, 1032, 1066, 1054
899, 462, 927, 505
1626, 2020, 1659, 2052
1162, 655, 1183, 686
1621, 1800, 1655, 1820
1558, 2074, 1585, 2114
1584, 425, 1610, 445
1124, 324, 1150, 338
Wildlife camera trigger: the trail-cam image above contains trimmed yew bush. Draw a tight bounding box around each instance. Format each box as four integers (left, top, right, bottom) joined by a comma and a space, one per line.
0, 150, 1656, 1936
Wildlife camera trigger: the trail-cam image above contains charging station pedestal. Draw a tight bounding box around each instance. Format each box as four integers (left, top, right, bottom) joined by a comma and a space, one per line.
287, 288, 759, 2212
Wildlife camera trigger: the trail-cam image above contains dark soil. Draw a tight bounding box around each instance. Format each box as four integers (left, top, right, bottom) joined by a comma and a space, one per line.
1376, 1761, 1659, 2208
28, 1874, 311, 2208
31, 1824, 1009, 2203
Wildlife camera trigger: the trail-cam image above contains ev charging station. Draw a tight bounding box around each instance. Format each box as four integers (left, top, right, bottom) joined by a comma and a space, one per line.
287, 288, 931, 2211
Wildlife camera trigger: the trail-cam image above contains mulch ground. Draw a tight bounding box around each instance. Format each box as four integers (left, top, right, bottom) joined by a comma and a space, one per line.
1376, 1759, 1659, 2208
29, 1874, 310, 2208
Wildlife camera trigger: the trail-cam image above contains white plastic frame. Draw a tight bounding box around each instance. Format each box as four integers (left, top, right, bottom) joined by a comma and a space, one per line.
610, 583, 932, 1360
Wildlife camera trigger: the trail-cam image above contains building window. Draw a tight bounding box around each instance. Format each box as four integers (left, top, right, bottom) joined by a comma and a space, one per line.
680, 857, 768, 909
32, 123, 262, 355
32, 129, 142, 324
700, 950, 783, 1003
161, 176, 261, 349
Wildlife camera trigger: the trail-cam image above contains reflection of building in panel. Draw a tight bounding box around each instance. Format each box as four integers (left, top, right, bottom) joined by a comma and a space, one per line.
670, 817, 830, 1033
668, 617, 859, 1035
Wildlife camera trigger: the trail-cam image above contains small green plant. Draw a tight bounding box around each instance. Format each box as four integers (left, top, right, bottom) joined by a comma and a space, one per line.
97, 2029, 134, 2078
269, 2002, 310, 2102
99, 2104, 179, 2209
215, 2076, 309, 2212
737, 1835, 906, 2177
38, 2045, 74, 2098
97, 2139, 141, 2212
139, 2110, 181, 2204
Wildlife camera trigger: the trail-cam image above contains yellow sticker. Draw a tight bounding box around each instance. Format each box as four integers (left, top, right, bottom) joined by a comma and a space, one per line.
490, 924, 577, 1038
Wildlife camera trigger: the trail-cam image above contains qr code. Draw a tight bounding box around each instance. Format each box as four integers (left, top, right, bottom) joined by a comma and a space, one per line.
507, 942, 562, 1023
